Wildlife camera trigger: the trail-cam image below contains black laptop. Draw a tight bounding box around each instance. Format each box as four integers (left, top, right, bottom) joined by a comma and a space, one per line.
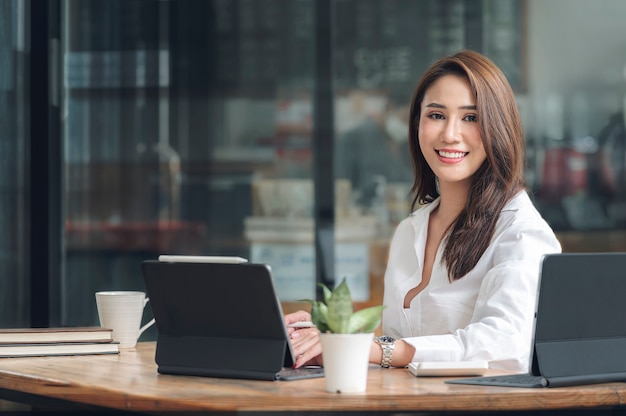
141, 259, 324, 381
447, 252, 626, 388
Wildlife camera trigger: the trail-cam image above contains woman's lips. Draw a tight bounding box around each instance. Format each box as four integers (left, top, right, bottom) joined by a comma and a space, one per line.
436, 150, 468, 162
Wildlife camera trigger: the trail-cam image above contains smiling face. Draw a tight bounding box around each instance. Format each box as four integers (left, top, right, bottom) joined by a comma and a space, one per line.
418, 74, 487, 193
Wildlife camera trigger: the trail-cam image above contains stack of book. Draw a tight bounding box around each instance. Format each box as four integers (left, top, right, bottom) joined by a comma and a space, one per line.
0, 327, 119, 357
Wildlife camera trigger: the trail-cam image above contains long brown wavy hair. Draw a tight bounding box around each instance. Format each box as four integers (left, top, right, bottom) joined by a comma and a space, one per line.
408, 50, 526, 281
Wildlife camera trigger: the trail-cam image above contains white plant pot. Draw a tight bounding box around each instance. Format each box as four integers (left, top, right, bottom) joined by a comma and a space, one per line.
319, 332, 374, 393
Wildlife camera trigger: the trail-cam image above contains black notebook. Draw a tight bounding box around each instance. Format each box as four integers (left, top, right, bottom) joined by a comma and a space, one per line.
141, 258, 324, 381
447, 252, 626, 388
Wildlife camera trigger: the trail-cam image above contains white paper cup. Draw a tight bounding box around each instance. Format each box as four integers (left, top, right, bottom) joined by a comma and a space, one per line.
95, 291, 155, 349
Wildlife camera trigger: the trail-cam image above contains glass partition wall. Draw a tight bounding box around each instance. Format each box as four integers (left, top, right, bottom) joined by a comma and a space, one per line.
56, 0, 626, 330
61, 0, 318, 330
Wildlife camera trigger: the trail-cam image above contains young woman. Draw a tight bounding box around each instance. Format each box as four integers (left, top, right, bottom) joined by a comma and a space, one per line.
287, 50, 561, 372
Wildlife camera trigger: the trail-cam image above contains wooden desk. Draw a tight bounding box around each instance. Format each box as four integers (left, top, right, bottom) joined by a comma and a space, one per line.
0, 342, 625, 415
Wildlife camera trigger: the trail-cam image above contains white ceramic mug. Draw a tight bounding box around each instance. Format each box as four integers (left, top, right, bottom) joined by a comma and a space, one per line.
95, 291, 155, 349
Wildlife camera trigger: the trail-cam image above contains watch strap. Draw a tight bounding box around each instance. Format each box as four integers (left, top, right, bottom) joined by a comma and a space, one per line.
376, 336, 396, 368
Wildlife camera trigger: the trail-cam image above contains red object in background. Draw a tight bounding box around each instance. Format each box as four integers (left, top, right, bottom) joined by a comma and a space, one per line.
541, 146, 587, 203
65, 221, 206, 253
566, 149, 587, 195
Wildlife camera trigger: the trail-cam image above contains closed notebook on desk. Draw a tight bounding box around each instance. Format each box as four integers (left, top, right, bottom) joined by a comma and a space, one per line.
447, 252, 626, 388
141, 260, 323, 381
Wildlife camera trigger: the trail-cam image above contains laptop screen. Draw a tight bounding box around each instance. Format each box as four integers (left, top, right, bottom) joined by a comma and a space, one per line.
534, 252, 626, 341
530, 252, 626, 377
141, 261, 298, 373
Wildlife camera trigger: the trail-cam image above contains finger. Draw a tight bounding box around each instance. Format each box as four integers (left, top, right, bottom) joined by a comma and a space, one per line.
284, 310, 312, 326
292, 332, 322, 368
289, 325, 317, 340
294, 343, 322, 368
291, 329, 318, 352
294, 327, 318, 336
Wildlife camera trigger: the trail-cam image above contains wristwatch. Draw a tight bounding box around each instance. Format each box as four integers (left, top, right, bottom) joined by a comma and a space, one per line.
375, 335, 396, 368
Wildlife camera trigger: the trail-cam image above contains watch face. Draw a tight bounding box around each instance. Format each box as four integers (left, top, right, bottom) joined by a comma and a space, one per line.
378, 335, 395, 344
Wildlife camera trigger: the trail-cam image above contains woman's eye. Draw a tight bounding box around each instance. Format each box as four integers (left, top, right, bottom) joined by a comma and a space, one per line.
427, 113, 444, 120
464, 114, 478, 122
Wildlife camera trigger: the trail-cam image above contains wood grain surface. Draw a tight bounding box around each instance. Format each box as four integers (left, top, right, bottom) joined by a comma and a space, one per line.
0, 342, 624, 413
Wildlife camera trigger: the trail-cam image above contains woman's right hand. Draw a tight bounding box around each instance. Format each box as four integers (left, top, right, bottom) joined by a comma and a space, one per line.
284, 310, 323, 368
284, 310, 312, 335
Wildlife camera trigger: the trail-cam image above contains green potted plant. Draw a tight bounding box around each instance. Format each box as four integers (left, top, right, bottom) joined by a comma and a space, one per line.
306, 277, 384, 334
303, 277, 385, 393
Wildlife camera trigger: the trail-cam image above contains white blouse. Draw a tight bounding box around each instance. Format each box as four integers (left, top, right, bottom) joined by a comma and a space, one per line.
381, 191, 562, 372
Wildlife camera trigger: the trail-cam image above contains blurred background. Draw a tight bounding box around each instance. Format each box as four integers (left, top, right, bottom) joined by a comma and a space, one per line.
1, 0, 625, 333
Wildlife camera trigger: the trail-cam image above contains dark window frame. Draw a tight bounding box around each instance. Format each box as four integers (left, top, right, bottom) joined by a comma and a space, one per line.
29, 0, 62, 327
